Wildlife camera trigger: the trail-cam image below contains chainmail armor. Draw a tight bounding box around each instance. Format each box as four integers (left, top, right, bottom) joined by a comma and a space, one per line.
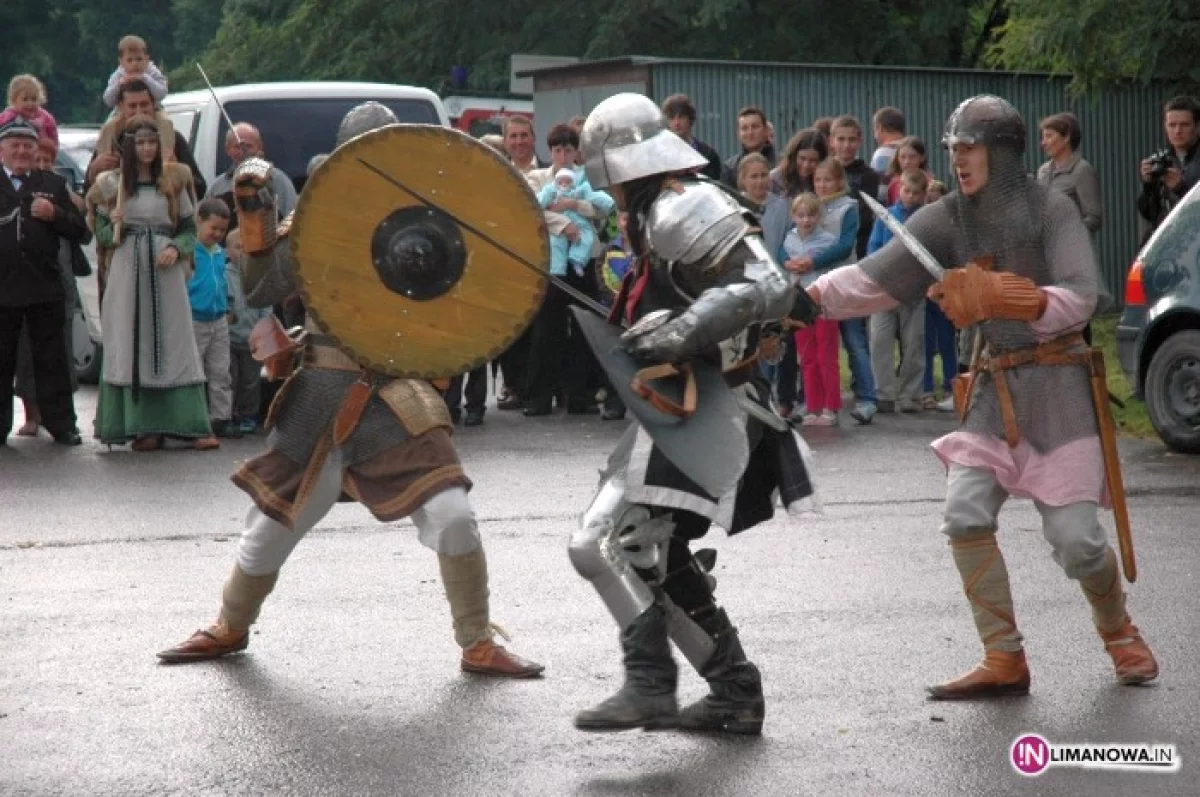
244, 244, 415, 468
859, 178, 1099, 453
247, 100, 442, 469
244, 239, 299, 309
336, 101, 398, 148
268, 367, 412, 467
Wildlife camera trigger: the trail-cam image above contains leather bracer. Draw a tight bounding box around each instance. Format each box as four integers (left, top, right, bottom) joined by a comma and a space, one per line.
233, 157, 279, 255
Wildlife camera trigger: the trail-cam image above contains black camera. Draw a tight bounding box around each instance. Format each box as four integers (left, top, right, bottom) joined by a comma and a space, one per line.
1148, 149, 1175, 180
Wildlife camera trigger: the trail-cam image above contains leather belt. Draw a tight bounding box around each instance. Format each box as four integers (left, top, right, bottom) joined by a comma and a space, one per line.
304, 344, 362, 373
977, 333, 1086, 373
973, 333, 1089, 448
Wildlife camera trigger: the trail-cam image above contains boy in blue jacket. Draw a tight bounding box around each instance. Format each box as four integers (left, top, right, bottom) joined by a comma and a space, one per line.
866, 170, 929, 413
188, 199, 240, 439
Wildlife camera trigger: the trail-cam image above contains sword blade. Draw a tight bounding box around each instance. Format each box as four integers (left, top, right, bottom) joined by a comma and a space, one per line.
356, 156, 614, 321
860, 192, 946, 282
194, 63, 245, 150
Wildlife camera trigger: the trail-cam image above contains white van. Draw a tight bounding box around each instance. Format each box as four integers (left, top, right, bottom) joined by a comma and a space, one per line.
162, 81, 450, 193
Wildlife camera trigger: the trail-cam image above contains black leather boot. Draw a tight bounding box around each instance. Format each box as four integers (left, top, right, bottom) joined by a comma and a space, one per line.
575, 604, 679, 731
677, 608, 765, 735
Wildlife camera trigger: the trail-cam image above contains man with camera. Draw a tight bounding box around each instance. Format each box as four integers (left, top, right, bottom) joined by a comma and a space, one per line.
1138, 96, 1200, 235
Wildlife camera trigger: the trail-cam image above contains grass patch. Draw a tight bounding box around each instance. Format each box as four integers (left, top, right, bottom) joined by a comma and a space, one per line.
1091, 314, 1157, 439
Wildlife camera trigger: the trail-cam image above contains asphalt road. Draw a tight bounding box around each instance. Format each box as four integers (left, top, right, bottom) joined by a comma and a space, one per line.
3, 387, 1198, 796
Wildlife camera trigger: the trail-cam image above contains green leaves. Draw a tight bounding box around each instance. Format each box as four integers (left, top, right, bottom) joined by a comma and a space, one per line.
990, 0, 1196, 93
23, 0, 1193, 122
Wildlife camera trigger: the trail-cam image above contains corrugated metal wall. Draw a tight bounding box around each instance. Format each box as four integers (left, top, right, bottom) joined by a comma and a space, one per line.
533, 82, 648, 161
646, 61, 1167, 306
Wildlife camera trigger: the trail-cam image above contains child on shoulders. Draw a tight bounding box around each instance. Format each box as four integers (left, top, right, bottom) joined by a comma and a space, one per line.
103, 35, 169, 107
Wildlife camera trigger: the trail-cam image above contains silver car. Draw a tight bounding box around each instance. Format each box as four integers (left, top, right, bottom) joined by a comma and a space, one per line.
57, 125, 103, 384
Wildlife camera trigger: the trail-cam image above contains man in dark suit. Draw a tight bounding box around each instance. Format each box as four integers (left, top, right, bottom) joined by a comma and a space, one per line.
0, 118, 89, 445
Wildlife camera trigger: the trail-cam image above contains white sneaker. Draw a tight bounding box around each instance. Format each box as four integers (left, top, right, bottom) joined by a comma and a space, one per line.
937, 396, 956, 412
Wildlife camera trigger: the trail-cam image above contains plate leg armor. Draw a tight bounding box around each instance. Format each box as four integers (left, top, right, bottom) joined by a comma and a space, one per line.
569, 477, 659, 627
660, 539, 765, 735
571, 478, 679, 730
570, 479, 762, 733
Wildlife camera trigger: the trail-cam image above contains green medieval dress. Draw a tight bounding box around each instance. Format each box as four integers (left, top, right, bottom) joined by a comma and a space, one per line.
91, 169, 211, 443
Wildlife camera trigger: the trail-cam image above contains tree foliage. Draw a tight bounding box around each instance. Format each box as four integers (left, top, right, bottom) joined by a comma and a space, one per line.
3, 0, 226, 122
989, 0, 1198, 94
172, 0, 1001, 93
11, 0, 1189, 125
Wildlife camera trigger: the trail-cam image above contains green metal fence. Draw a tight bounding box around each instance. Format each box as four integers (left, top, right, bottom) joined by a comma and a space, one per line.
647, 59, 1168, 307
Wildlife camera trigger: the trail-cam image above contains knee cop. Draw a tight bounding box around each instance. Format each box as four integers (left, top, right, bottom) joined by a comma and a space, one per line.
569, 477, 675, 626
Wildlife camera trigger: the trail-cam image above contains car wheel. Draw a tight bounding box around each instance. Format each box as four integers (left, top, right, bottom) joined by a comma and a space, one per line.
72, 306, 102, 385
1145, 329, 1200, 455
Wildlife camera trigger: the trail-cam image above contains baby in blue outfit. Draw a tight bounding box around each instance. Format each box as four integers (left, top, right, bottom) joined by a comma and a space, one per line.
537, 168, 597, 276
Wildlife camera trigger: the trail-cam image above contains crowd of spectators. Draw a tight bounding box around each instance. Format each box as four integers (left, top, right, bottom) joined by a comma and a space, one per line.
9, 36, 1200, 445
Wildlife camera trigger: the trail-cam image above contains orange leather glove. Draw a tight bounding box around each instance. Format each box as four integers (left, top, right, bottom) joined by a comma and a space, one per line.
927, 264, 1046, 329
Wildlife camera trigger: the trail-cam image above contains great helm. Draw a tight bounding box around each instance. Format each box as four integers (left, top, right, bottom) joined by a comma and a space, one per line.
336, 101, 398, 148
942, 95, 1027, 155
580, 93, 708, 189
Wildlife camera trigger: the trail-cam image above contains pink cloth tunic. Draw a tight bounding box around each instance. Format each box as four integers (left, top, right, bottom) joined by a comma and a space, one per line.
812, 266, 1107, 507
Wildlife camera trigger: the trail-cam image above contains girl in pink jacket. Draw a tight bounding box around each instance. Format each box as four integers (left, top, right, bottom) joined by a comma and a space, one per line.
0, 75, 59, 146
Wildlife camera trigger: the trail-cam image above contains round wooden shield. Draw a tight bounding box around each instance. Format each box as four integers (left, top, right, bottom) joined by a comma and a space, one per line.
291, 124, 550, 379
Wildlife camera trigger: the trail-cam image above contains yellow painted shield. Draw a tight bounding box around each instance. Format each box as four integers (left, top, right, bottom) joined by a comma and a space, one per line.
291, 124, 550, 379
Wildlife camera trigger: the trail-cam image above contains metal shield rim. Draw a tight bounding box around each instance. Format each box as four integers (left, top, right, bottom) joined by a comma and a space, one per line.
292, 123, 550, 380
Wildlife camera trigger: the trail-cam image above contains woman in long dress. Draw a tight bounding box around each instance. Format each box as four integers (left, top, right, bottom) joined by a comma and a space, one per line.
87, 115, 216, 450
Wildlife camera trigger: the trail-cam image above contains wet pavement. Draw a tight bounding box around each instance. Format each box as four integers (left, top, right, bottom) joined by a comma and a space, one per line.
3, 387, 1198, 796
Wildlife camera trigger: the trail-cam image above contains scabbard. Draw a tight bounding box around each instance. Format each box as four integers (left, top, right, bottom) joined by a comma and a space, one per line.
1087, 349, 1136, 583
333, 378, 374, 445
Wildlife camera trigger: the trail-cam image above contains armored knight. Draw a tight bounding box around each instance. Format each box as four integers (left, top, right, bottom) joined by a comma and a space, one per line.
808, 95, 1158, 697
156, 102, 543, 678
569, 93, 817, 735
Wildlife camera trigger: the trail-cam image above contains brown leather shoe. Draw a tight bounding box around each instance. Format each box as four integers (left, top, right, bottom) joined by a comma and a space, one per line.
157, 625, 249, 663
1102, 623, 1159, 685
461, 639, 544, 678
131, 434, 165, 452
193, 436, 220, 451
926, 650, 1031, 700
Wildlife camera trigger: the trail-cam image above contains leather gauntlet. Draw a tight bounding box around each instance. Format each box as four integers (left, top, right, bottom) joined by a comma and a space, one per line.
928, 265, 1045, 329
234, 157, 279, 255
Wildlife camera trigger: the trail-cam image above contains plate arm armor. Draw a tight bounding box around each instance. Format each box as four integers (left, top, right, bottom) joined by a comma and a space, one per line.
627, 182, 802, 362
